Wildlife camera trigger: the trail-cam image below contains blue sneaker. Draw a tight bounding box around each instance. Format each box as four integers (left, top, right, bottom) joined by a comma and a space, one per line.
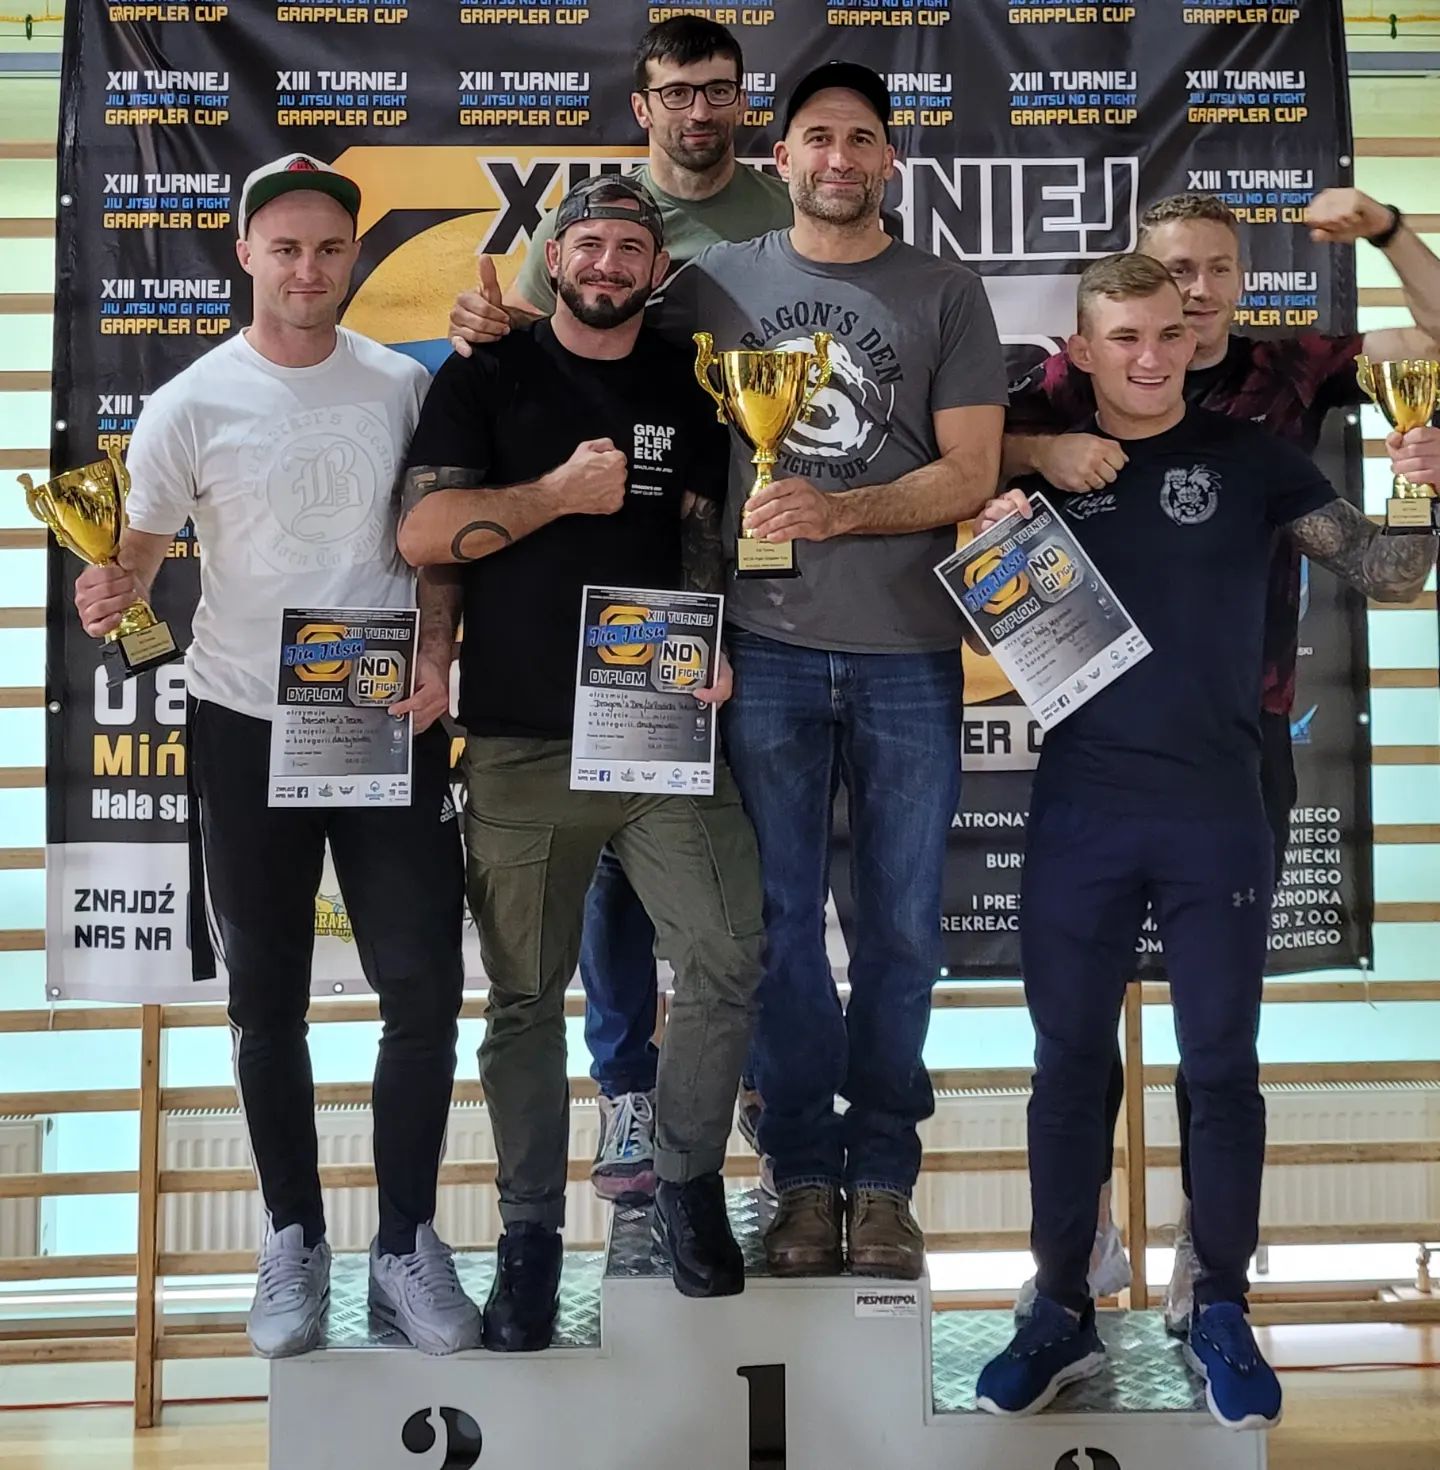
976, 1296, 1106, 1416
1185, 1302, 1283, 1430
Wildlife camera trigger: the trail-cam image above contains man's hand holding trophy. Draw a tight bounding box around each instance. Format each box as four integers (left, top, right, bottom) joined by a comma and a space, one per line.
20, 449, 180, 684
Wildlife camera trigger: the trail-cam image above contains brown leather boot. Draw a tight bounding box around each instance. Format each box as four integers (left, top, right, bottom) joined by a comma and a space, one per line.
846, 1188, 925, 1280
764, 1185, 844, 1276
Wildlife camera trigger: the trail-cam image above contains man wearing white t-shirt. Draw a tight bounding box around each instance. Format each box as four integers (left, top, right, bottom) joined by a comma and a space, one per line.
72, 155, 478, 1360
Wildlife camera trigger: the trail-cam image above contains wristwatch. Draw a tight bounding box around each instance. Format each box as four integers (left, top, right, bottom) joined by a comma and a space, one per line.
1367, 205, 1403, 248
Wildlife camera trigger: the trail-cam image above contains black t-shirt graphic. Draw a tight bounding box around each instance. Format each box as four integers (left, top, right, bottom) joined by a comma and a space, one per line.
1022, 408, 1334, 818
406, 322, 728, 738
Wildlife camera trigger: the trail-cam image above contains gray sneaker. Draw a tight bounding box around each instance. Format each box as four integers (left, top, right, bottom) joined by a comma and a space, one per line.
591, 1091, 657, 1204
247, 1223, 331, 1359
369, 1224, 482, 1356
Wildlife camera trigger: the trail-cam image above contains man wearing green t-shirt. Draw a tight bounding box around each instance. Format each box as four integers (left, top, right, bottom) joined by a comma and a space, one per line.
503, 17, 792, 317
450, 16, 791, 1207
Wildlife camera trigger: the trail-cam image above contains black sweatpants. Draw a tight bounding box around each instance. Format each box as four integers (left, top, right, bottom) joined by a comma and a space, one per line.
189, 698, 465, 1256
1100, 711, 1295, 1200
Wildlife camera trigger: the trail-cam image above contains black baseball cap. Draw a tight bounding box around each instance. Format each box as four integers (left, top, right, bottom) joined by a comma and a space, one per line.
782, 61, 892, 139
554, 174, 665, 250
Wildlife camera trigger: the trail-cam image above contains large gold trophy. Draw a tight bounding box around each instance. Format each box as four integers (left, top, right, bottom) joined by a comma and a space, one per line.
694, 331, 832, 578
20, 449, 180, 685
1356, 355, 1440, 533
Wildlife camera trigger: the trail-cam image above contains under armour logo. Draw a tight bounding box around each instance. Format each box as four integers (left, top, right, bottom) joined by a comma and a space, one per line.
1232, 888, 1257, 907
402, 1407, 482, 1469
1055, 1450, 1123, 1470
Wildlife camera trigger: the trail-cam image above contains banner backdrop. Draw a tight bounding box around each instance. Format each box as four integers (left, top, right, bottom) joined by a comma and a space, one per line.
45, 0, 1370, 999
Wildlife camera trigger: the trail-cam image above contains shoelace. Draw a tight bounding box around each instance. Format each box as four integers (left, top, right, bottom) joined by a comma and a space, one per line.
605, 1092, 655, 1162
1194, 1306, 1257, 1374
1008, 1298, 1079, 1359
674, 1183, 735, 1253
398, 1242, 466, 1309
257, 1246, 317, 1305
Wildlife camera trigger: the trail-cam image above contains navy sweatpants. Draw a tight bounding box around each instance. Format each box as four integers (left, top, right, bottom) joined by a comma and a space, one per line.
1022, 796, 1273, 1312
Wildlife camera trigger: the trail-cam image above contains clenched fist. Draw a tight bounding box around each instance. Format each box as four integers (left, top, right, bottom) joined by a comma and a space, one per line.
74, 563, 142, 638
549, 438, 628, 516
1033, 433, 1128, 493
1305, 187, 1395, 247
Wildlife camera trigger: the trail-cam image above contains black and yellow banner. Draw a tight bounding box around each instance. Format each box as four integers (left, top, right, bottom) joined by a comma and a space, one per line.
46, 0, 1369, 997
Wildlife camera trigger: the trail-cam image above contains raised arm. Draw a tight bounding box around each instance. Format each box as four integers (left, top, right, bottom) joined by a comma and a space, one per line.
396, 441, 627, 567
1307, 189, 1440, 359
1286, 496, 1436, 602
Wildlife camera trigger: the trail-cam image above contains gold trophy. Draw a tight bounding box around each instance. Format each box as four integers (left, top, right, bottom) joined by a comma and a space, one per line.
20, 449, 180, 685
694, 331, 832, 578
1356, 355, 1440, 533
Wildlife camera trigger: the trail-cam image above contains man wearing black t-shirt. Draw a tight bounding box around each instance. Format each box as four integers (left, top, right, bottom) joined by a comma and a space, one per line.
975, 254, 1434, 1430
1004, 188, 1440, 1331
397, 176, 763, 1347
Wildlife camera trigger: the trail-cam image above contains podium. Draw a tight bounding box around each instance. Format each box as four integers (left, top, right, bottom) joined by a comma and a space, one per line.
269, 1191, 1267, 1469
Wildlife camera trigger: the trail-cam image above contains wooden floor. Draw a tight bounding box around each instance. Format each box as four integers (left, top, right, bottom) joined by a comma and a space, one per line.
0, 1328, 1435, 1468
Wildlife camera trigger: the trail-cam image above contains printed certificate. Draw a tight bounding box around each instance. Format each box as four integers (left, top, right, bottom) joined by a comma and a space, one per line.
268, 606, 418, 807
935, 494, 1150, 730
571, 587, 724, 796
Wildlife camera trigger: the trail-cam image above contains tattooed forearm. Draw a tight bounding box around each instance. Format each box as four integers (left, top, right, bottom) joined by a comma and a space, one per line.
400, 465, 482, 525
1288, 497, 1437, 601
417, 566, 462, 665
450, 520, 514, 562
680, 492, 726, 594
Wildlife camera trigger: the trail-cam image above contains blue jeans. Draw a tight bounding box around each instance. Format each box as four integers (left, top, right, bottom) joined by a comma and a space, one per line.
579, 845, 659, 1098
720, 628, 963, 1195
1023, 795, 1272, 1311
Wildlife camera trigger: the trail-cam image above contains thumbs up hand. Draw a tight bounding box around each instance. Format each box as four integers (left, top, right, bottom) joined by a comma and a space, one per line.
448, 252, 512, 358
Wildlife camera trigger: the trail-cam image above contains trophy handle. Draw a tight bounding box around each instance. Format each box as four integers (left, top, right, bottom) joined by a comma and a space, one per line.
692, 333, 728, 424
800, 332, 833, 421
106, 444, 131, 536
1356, 353, 1375, 400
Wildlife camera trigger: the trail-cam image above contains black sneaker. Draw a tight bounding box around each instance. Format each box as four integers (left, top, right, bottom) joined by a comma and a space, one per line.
481, 1223, 563, 1352
652, 1175, 744, 1299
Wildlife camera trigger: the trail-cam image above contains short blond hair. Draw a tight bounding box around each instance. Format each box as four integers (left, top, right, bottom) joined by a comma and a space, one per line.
1075, 252, 1183, 333
1138, 192, 1240, 247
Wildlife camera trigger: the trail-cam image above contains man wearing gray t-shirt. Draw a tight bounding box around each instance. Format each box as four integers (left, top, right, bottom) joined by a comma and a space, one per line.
654, 62, 1007, 1278
449, 60, 1007, 1278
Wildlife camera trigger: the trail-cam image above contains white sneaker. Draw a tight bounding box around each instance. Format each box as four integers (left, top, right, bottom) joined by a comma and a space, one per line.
1015, 1220, 1132, 1318
591, 1090, 657, 1204
1164, 1201, 1198, 1337
247, 1223, 330, 1359
369, 1224, 482, 1356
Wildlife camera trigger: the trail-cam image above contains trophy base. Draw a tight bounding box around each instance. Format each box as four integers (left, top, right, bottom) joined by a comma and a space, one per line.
735, 536, 799, 580
1384, 496, 1439, 534
101, 620, 181, 686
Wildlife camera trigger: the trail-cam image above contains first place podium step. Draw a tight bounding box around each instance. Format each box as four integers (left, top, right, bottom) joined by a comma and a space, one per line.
269, 1191, 1267, 1470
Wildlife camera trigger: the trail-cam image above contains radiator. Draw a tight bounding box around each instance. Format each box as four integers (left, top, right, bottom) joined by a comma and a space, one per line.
916, 1083, 1440, 1235
0, 1118, 43, 1257
163, 1103, 688, 1254
162, 1085, 1440, 1255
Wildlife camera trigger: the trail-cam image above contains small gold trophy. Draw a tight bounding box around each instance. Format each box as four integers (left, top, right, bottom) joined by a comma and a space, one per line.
694, 331, 832, 578
1356, 355, 1440, 534
20, 449, 180, 685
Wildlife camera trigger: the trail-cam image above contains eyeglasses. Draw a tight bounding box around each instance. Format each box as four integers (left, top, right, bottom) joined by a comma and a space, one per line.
640, 80, 740, 111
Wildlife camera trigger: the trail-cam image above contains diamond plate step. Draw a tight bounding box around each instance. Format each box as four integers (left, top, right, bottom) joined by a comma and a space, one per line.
316, 1250, 603, 1351
931, 1309, 1206, 1416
